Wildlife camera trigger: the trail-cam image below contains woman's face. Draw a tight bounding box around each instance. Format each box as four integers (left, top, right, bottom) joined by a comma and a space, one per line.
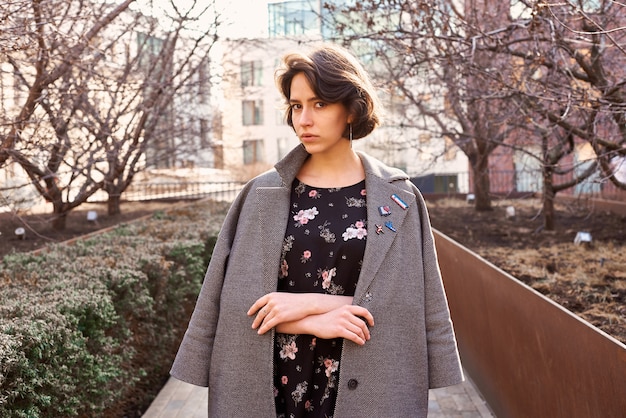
289, 72, 352, 157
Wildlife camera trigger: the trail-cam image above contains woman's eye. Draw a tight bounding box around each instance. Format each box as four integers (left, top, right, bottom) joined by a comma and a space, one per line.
315, 102, 326, 108
291, 104, 302, 111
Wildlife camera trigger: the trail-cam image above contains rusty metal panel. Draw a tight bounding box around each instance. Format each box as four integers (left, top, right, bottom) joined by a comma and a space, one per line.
434, 231, 626, 418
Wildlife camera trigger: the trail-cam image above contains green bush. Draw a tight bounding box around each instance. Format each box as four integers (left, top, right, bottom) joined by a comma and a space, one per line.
0, 200, 226, 417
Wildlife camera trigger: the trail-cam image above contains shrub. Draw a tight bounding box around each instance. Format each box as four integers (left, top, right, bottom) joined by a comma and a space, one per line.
0, 200, 226, 417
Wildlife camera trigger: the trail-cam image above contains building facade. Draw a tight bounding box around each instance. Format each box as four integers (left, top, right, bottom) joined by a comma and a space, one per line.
214, 0, 470, 190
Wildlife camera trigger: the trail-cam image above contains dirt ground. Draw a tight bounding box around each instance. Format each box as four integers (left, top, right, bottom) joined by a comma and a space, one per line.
0, 201, 182, 257
426, 197, 626, 345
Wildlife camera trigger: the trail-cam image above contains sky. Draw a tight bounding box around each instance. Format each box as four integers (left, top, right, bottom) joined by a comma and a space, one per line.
217, 0, 271, 39
130, 0, 271, 39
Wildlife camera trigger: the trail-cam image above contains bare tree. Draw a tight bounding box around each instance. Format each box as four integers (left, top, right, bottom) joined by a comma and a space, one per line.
0, 0, 136, 229
77, 1, 221, 215
1, 0, 221, 227
324, 0, 523, 210
323, 0, 625, 226
475, 0, 626, 229
508, 1, 626, 184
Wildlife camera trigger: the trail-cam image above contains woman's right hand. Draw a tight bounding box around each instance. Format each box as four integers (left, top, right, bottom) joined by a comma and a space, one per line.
278, 304, 375, 346
248, 292, 354, 334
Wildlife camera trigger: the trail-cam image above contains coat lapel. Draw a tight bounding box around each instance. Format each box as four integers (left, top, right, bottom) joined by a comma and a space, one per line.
256, 186, 291, 294
354, 170, 415, 304
256, 145, 308, 293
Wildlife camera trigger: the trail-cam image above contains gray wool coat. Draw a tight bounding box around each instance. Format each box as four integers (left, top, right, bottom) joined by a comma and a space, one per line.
170, 145, 464, 417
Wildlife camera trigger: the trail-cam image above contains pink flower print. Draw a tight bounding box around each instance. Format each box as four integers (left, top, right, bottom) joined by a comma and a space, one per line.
305, 400, 313, 411
280, 341, 298, 360
342, 221, 367, 241
323, 358, 339, 377
301, 250, 312, 263
293, 207, 319, 226
361, 188, 367, 196
308, 189, 320, 199
342, 228, 356, 240
281, 376, 288, 385
280, 259, 289, 277
320, 267, 337, 290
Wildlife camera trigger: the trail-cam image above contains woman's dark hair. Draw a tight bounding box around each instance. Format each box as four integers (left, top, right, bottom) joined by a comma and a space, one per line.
276, 43, 382, 140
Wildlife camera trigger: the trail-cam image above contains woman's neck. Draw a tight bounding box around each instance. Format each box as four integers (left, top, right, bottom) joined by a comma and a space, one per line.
297, 150, 365, 188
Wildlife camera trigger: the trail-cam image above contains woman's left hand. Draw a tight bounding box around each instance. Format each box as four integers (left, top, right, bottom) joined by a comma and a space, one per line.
247, 292, 352, 334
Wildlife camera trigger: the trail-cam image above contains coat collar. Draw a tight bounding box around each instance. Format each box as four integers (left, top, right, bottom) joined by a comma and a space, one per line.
260, 145, 415, 302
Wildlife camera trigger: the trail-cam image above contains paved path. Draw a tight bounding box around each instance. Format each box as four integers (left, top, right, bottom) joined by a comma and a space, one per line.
143, 372, 494, 417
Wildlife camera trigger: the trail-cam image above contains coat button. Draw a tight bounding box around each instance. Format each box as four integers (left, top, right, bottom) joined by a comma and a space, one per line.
347, 379, 358, 390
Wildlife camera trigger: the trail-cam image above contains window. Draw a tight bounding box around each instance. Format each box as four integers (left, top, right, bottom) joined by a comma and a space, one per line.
275, 108, 288, 125
136, 32, 165, 70
241, 60, 263, 87
579, 0, 602, 12
277, 137, 291, 159
242, 100, 264, 125
514, 149, 542, 192
268, 1, 318, 37
243, 139, 265, 164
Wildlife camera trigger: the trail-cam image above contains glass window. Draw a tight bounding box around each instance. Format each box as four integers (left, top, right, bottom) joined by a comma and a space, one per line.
241, 60, 263, 87
136, 32, 164, 70
242, 100, 264, 125
268, 1, 318, 37
243, 139, 265, 164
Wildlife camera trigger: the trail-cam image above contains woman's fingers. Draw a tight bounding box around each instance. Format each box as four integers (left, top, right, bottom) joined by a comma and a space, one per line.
252, 305, 276, 332
341, 309, 372, 344
309, 305, 374, 345
247, 294, 269, 316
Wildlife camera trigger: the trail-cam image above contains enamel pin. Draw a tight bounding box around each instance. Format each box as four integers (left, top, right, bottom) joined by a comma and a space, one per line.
385, 221, 397, 232
375, 224, 384, 235
391, 194, 408, 210
378, 205, 392, 216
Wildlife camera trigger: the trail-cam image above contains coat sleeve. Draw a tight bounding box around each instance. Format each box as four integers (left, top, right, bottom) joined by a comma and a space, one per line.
169, 182, 252, 387
411, 184, 465, 388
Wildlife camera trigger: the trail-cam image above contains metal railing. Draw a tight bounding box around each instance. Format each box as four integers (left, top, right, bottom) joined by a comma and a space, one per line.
412, 170, 625, 201
84, 171, 624, 205
88, 181, 245, 203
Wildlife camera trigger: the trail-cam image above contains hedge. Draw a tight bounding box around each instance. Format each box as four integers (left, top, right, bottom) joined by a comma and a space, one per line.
0, 200, 228, 417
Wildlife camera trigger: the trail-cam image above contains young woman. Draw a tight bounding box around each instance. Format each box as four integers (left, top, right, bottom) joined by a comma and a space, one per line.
170, 43, 463, 417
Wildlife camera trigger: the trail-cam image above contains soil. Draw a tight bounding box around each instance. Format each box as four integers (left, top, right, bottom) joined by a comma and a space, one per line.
425, 197, 626, 345
0, 201, 181, 257
1, 196, 625, 415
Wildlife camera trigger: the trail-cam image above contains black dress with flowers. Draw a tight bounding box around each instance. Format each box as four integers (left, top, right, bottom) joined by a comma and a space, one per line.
274, 179, 367, 418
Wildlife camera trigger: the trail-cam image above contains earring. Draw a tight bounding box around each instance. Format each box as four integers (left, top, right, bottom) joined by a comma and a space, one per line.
349, 123, 353, 148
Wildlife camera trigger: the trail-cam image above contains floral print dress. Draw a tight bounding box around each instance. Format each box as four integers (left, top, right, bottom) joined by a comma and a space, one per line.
274, 179, 367, 418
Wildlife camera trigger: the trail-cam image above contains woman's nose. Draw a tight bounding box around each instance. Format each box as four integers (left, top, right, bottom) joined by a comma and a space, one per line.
298, 107, 313, 126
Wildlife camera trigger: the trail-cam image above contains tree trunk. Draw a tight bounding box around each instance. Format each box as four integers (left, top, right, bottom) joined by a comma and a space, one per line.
472, 156, 492, 211
107, 193, 122, 216
52, 210, 68, 231
542, 167, 556, 231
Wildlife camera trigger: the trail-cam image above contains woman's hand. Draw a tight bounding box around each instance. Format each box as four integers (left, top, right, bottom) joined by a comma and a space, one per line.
248, 292, 353, 334
248, 292, 371, 334
279, 305, 375, 346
